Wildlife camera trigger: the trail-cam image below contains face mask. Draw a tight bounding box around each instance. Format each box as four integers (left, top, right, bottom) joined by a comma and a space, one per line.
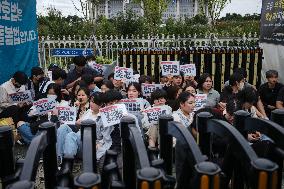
238, 82, 244, 90
47, 94, 57, 100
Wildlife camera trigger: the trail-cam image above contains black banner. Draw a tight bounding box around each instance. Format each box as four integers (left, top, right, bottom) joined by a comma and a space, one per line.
260, 0, 284, 45
118, 47, 263, 92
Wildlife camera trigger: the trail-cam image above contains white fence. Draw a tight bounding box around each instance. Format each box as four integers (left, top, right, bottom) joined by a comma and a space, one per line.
38, 33, 259, 70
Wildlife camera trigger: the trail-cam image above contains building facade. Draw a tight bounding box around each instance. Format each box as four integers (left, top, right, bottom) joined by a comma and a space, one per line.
88, 0, 200, 21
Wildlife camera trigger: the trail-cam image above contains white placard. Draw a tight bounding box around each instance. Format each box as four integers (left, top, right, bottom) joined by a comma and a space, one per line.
88, 61, 106, 75
180, 64, 196, 76
125, 74, 140, 86
47, 71, 52, 81
194, 94, 207, 111
100, 104, 128, 127
114, 66, 133, 80
141, 83, 164, 97
142, 105, 171, 127
9, 90, 33, 103
57, 106, 77, 125
33, 98, 57, 115
119, 98, 144, 112
160, 61, 180, 76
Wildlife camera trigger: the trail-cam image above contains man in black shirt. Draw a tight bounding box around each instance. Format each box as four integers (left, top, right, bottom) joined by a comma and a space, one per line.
64, 56, 103, 89
259, 70, 283, 117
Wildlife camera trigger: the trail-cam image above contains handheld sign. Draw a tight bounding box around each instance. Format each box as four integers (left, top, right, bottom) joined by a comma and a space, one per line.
114, 66, 133, 80
125, 74, 140, 86
160, 61, 180, 76
33, 98, 57, 115
88, 61, 106, 75
194, 94, 207, 111
142, 105, 171, 127
57, 106, 77, 125
141, 83, 164, 97
100, 104, 128, 127
119, 98, 144, 112
180, 64, 196, 76
9, 91, 33, 103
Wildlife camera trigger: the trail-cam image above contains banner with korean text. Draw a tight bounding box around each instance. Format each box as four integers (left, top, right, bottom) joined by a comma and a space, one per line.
0, 0, 38, 84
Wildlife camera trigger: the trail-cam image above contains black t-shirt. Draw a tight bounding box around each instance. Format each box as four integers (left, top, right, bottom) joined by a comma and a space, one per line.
259, 82, 283, 106
63, 66, 99, 87
276, 86, 284, 102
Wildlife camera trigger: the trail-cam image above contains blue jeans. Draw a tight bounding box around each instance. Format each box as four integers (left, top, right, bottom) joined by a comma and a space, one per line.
17, 123, 35, 144
57, 124, 81, 158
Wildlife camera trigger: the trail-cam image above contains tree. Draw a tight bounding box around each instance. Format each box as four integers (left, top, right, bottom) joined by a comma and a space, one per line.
132, 0, 172, 34
198, 0, 231, 25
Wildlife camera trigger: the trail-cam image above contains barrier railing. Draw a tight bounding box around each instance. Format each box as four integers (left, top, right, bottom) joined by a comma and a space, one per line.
159, 115, 221, 189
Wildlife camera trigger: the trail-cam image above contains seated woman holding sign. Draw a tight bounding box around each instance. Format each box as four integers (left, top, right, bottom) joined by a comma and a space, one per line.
126, 82, 151, 110
142, 89, 172, 148
172, 91, 196, 189
196, 73, 220, 108
57, 87, 91, 159
17, 83, 63, 144
56, 92, 108, 168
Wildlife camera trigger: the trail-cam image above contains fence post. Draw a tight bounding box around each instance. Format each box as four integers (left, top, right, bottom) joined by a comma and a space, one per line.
196, 112, 213, 157
159, 115, 173, 175
120, 116, 136, 189
0, 126, 15, 187
38, 122, 58, 189
233, 110, 251, 138
271, 109, 284, 127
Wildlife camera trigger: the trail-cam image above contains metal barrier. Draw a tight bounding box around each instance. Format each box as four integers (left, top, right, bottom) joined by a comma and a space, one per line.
74, 119, 101, 188
271, 109, 284, 128
159, 115, 221, 189
206, 119, 278, 189
6, 122, 58, 189
121, 116, 163, 189
244, 117, 284, 189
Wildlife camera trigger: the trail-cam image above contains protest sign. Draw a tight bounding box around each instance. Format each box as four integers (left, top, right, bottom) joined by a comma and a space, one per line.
141, 83, 164, 97
142, 105, 171, 127
125, 74, 140, 86
160, 61, 180, 76
88, 61, 106, 75
180, 64, 196, 76
57, 106, 77, 125
119, 98, 144, 112
100, 104, 128, 127
114, 66, 133, 80
33, 98, 57, 115
9, 91, 33, 103
194, 94, 207, 111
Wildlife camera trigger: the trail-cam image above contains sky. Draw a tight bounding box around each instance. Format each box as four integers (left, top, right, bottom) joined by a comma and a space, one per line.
36, 0, 262, 17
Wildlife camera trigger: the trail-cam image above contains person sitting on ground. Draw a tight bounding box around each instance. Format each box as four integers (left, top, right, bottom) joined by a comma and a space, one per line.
17, 83, 64, 144
143, 88, 172, 148
64, 56, 103, 89
26, 67, 45, 100
183, 84, 196, 95
100, 80, 114, 93
0, 71, 29, 125
38, 67, 67, 98
196, 73, 220, 108
258, 70, 283, 118
56, 92, 107, 171
81, 73, 101, 94
166, 85, 182, 111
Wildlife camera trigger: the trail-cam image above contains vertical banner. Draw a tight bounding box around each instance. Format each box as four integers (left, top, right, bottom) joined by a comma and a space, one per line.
0, 0, 38, 84
260, 0, 284, 44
